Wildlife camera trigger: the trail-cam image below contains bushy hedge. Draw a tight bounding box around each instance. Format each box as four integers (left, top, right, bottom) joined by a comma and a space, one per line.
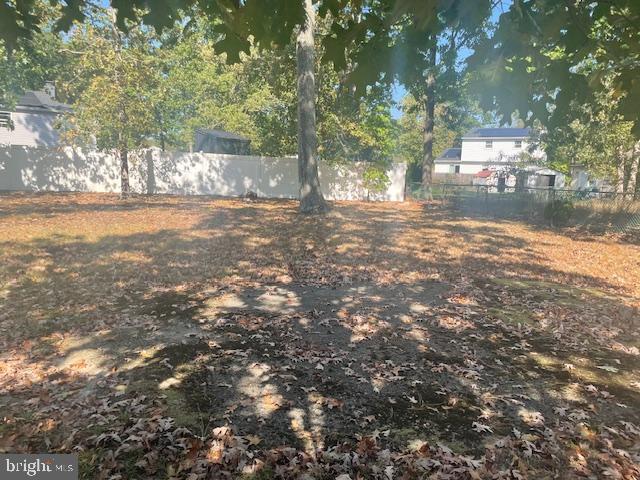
544, 198, 574, 226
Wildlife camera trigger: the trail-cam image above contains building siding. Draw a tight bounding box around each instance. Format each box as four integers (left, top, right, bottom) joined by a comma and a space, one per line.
0, 111, 62, 147
436, 137, 544, 175
460, 138, 528, 166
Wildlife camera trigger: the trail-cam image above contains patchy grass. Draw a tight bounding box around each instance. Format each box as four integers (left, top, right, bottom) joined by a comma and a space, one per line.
488, 305, 536, 326
0, 192, 639, 479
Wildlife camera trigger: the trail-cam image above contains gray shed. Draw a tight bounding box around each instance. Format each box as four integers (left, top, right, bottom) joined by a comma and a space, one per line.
194, 128, 251, 155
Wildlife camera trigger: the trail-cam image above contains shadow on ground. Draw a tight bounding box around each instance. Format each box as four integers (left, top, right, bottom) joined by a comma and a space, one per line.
1, 193, 639, 478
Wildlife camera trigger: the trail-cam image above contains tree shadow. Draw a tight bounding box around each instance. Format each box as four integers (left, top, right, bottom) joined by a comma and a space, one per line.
1, 195, 639, 477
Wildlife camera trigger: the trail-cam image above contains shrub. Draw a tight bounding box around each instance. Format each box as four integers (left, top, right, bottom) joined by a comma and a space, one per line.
362, 164, 390, 200
544, 198, 574, 226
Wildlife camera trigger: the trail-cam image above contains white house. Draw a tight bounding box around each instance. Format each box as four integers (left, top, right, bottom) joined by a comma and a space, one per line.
435, 127, 534, 174
0, 82, 70, 148
435, 127, 565, 189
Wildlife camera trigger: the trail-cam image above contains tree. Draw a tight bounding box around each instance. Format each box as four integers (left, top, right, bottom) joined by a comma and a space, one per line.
538, 90, 638, 195
397, 92, 484, 183
469, 0, 640, 136
176, 1, 331, 212
151, 23, 296, 156
0, 4, 66, 109
4, 2, 399, 165
61, 10, 158, 197
469, 1, 640, 195
324, 0, 492, 197
2, 0, 332, 211
4, 0, 497, 205
296, 0, 327, 212
3, 0, 491, 207
316, 52, 396, 167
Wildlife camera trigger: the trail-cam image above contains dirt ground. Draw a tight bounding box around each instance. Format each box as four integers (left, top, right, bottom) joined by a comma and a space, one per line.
0, 192, 639, 479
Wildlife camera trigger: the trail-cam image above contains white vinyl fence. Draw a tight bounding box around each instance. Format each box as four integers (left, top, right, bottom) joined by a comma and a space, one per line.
0, 146, 406, 201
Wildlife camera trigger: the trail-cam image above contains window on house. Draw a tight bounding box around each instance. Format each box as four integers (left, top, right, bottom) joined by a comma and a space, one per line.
485, 140, 492, 148
454, 165, 460, 174
0, 111, 10, 129
514, 140, 522, 148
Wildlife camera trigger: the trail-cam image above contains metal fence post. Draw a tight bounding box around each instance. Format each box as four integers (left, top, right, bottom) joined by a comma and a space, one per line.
484, 186, 489, 216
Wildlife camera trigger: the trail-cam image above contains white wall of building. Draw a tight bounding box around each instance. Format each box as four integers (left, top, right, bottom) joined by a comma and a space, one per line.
434, 163, 476, 174
460, 138, 529, 165
0, 111, 62, 147
436, 137, 547, 175
525, 167, 566, 189
0, 146, 407, 201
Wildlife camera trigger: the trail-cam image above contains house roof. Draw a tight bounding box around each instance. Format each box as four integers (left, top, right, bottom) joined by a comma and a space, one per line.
195, 128, 250, 141
15, 90, 71, 113
436, 147, 461, 160
463, 127, 531, 139
474, 169, 493, 178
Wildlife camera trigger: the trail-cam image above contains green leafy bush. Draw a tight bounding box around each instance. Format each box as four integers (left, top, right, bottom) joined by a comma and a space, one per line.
544, 198, 574, 226
362, 165, 390, 200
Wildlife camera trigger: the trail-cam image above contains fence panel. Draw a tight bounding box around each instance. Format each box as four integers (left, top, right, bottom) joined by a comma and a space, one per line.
0, 146, 407, 202
407, 182, 640, 233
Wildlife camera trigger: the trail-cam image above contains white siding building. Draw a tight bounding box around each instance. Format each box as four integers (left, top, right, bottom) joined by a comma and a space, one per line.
434, 127, 565, 189
0, 84, 70, 148
435, 127, 533, 175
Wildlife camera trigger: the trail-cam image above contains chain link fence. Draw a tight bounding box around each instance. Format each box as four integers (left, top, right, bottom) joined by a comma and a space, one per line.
408, 182, 640, 233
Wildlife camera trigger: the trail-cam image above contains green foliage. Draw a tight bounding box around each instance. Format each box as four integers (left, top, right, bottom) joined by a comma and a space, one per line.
469, 0, 640, 135
3, 1, 492, 102
134, 19, 396, 159
318, 88, 396, 164
323, 1, 492, 96
396, 93, 484, 181
362, 164, 390, 197
60, 16, 158, 154
535, 76, 637, 191
544, 114, 635, 183
0, 1, 336, 70
0, 3, 66, 108
544, 198, 574, 226
153, 16, 398, 160
470, 0, 640, 193
152, 24, 297, 155
322, 1, 493, 188
4, 5, 400, 164
6, 0, 639, 139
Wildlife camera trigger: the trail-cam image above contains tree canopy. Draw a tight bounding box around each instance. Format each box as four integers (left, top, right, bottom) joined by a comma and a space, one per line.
3, 0, 639, 195
397, 92, 484, 183
320, 0, 493, 191
1, 2, 406, 200
4, 0, 640, 135
469, 0, 640, 135
537, 78, 638, 194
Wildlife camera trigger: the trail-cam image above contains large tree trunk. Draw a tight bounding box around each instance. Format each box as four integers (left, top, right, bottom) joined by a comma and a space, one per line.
111, 9, 130, 200
421, 42, 437, 199
155, 106, 166, 152
618, 148, 634, 195
120, 148, 130, 198
296, 0, 327, 213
